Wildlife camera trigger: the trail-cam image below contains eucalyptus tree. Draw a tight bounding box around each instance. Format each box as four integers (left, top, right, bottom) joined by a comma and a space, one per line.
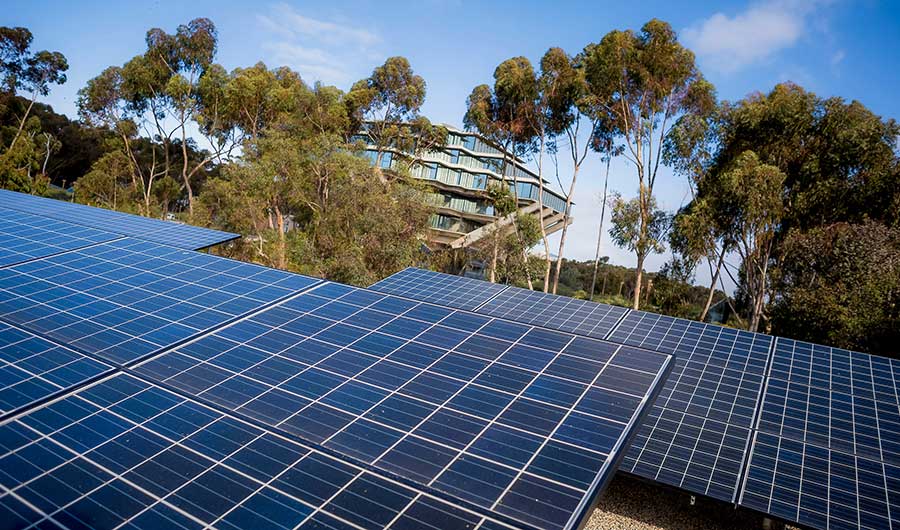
347, 56, 427, 170
0, 26, 67, 191
464, 57, 541, 286
608, 192, 670, 308
701, 151, 784, 332
582, 19, 714, 309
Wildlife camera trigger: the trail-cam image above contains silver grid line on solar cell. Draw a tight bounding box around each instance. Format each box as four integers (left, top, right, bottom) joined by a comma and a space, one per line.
0, 238, 321, 366
0, 189, 238, 250
370, 267, 777, 504
739, 337, 900, 530
0, 320, 114, 418
0, 372, 518, 530
0, 208, 122, 269
135, 282, 673, 530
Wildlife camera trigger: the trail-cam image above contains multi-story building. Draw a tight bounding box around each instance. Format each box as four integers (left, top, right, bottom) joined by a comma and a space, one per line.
358, 125, 572, 248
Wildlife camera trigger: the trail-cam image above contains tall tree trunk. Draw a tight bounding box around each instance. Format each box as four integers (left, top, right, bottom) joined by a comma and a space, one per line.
633, 252, 645, 310
551, 163, 581, 294
274, 204, 286, 269
700, 246, 726, 322
180, 116, 194, 217
537, 134, 551, 292
490, 232, 499, 283
6, 95, 37, 154
589, 155, 612, 301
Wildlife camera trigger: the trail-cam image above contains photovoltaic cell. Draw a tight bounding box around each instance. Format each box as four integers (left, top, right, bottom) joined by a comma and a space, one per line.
739, 338, 900, 530
136, 282, 673, 530
0, 373, 510, 530
609, 311, 773, 502
0, 189, 238, 250
0, 208, 118, 268
0, 321, 112, 416
369, 267, 509, 311
0, 238, 319, 365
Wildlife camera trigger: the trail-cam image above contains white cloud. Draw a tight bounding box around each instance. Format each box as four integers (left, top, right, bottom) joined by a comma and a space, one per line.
683, 1, 827, 73
831, 49, 846, 65
256, 3, 381, 85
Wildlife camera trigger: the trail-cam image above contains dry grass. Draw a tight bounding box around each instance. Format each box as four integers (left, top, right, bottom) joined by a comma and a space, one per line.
584, 475, 785, 530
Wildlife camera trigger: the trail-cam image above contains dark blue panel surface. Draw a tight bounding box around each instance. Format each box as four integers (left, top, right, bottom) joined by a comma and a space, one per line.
372, 268, 773, 504
0, 374, 502, 530
370, 267, 509, 311
0, 238, 319, 365
0, 321, 112, 415
0, 208, 118, 268
614, 314, 773, 502
739, 338, 900, 530
0, 189, 237, 250
136, 282, 672, 530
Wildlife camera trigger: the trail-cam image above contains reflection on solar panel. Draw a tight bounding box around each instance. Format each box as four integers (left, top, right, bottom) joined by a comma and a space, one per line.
0, 209, 118, 268
0, 321, 111, 416
0, 238, 319, 365
740, 338, 900, 530
136, 282, 673, 530
372, 268, 776, 503
0, 374, 511, 530
370, 267, 509, 311
0, 189, 237, 250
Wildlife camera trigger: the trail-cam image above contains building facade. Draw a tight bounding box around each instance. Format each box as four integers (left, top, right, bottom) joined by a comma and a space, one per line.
358, 125, 572, 248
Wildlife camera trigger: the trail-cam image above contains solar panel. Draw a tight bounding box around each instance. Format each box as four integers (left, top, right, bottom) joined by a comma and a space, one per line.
0, 189, 238, 250
0, 320, 112, 416
0, 208, 119, 268
608, 311, 773, 502
739, 338, 900, 530
0, 373, 513, 530
0, 238, 320, 365
370, 267, 509, 311
136, 281, 673, 530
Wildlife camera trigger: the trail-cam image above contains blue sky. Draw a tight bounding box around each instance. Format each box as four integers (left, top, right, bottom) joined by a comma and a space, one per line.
7, 0, 900, 288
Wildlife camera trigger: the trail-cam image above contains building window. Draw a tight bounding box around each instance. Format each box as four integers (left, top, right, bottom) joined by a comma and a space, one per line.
449, 149, 460, 164
380, 151, 393, 168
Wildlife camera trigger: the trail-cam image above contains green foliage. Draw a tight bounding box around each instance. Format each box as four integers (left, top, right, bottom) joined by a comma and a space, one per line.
772, 221, 900, 354
608, 192, 670, 259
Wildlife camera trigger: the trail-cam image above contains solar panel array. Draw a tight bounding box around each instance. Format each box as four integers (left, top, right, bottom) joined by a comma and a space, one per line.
371, 267, 900, 530
0, 198, 675, 530
0, 189, 238, 250
369, 267, 509, 311
0, 374, 512, 530
136, 282, 672, 530
740, 338, 900, 530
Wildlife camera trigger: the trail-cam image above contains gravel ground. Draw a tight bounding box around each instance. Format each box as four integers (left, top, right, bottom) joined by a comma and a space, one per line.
584, 475, 790, 530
